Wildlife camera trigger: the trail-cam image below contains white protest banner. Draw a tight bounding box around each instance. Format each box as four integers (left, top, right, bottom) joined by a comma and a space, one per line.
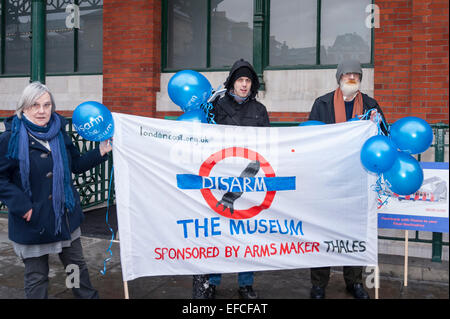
112, 113, 378, 281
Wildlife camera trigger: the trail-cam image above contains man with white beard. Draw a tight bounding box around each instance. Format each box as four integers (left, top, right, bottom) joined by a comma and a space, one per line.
308, 59, 385, 125
307, 59, 386, 299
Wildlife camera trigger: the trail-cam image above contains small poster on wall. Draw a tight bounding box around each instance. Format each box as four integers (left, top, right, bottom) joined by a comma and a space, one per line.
378, 162, 449, 233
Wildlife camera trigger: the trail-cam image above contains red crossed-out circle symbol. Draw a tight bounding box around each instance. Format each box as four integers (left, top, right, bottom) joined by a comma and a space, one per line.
199, 147, 276, 220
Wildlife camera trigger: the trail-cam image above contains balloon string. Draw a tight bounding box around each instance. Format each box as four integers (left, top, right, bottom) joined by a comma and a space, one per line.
201, 102, 216, 124
371, 174, 391, 209
100, 165, 115, 276
360, 108, 373, 120
202, 85, 226, 124
361, 108, 390, 136
361, 108, 392, 209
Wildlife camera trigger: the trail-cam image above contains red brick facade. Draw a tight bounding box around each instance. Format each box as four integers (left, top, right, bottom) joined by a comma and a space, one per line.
103, 0, 161, 118
0, 111, 12, 117
374, 0, 449, 123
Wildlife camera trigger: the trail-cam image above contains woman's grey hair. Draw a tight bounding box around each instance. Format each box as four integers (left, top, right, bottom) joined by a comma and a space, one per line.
16, 81, 56, 118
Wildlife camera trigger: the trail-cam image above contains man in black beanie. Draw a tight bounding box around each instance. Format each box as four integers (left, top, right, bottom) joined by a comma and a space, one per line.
212, 59, 270, 126
192, 59, 270, 300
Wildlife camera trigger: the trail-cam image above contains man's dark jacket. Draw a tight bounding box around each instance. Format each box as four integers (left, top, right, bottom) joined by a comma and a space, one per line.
309, 91, 388, 133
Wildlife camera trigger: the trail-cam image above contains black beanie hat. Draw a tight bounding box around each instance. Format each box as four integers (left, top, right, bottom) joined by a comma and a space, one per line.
230, 67, 254, 86
224, 59, 260, 98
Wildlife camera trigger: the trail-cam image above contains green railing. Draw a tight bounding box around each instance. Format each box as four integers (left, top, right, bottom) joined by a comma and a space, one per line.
1, 116, 448, 261
0, 117, 114, 213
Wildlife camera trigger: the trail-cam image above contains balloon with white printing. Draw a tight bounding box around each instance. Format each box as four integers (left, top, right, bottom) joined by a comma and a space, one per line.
72, 101, 114, 141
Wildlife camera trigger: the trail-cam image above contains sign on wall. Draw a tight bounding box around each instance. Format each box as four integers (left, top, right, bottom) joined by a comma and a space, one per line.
378, 162, 449, 233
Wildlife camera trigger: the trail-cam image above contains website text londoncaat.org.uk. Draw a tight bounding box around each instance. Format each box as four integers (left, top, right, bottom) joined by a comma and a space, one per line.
139, 124, 281, 165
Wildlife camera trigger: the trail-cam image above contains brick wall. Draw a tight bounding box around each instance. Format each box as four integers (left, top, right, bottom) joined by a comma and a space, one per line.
267, 112, 309, 123
374, 0, 449, 124
0, 110, 13, 117
103, 0, 161, 117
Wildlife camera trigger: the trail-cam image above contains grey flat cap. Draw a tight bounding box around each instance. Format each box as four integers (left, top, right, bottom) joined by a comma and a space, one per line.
336, 59, 363, 83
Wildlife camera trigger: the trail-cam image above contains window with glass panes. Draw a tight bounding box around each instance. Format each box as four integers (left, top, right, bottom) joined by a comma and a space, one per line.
162, 0, 373, 71
0, 0, 103, 76
164, 0, 253, 70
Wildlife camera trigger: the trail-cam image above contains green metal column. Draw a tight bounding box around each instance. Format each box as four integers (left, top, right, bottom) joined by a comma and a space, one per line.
431, 123, 446, 262
31, 0, 46, 84
253, 0, 266, 91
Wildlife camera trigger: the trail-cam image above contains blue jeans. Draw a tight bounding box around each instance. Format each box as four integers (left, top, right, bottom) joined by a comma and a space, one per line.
209, 272, 254, 287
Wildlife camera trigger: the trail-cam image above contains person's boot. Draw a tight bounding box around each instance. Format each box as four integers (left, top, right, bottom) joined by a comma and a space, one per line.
192, 275, 210, 299
238, 285, 258, 299
346, 283, 370, 299
310, 285, 325, 299
205, 284, 216, 299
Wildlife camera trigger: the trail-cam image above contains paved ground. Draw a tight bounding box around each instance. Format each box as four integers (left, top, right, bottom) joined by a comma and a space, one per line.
0, 213, 448, 301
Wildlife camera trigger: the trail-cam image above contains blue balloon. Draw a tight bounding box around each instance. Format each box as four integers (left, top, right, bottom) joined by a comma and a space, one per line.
299, 120, 325, 126
348, 116, 360, 122
168, 70, 212, 112
390, 116, 433, 154
383, 151, 424, 195
360, 135, 398, 173
177, 109, 208, 123
72, 101, 114, 141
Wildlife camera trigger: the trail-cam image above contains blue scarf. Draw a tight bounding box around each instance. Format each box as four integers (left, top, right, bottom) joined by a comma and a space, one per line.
6, 113, 75, 235
229, 90, 250, 104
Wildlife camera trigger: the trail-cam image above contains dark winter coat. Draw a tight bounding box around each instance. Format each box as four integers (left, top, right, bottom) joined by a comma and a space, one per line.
213, 59, 270, 127
308, 91, 388, 133
213, 93, 270, 127
0, 114, 108, 245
